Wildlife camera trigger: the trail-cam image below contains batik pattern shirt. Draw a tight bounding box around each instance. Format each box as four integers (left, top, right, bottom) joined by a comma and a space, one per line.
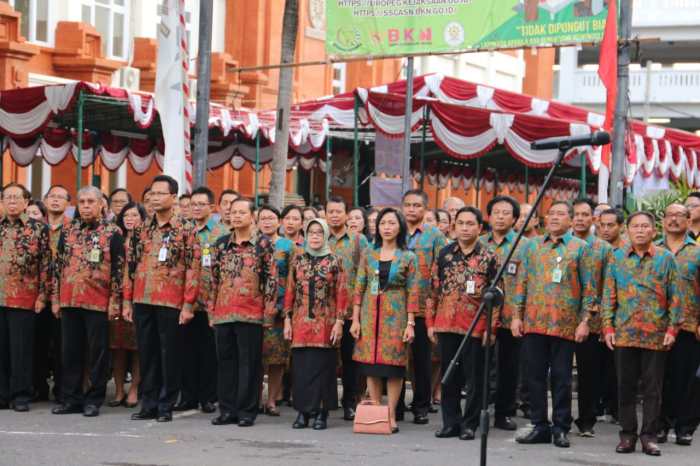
207, 231, 277, 326
124, 214, 200, 312
328, 230, 369, 320
284, 252, 347, 348
53, 219, 125, 316
602, 244, 682, 350
656, 236, 700, 334
513, 231, 596, 341
194, 218, 229, 313
353, 247, 419, 367
0, 215, 50, 310
273, 236, 297, 317
427, 242, 501, 337
479, 230, 529, 328
581, 232, 612, 334
407, 224, 448, 318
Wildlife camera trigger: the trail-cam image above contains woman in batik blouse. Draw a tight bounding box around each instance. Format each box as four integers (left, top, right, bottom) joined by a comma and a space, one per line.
350, 208, 419, 433
283, 219, 347, 430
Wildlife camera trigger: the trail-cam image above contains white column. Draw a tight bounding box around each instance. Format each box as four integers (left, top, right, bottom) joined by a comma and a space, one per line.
41, 159, 52, 196
117, 163, 127, 189
558, 47, 579, 103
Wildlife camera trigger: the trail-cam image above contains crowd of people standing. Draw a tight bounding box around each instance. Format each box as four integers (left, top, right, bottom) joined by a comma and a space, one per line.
0, 175, 699, 458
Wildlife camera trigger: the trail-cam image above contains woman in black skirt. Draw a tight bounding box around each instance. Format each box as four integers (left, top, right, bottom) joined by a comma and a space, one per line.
283, 219, 347, 430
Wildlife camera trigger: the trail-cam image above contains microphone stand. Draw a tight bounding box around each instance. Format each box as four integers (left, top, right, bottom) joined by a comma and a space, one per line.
440, 141, 582, 466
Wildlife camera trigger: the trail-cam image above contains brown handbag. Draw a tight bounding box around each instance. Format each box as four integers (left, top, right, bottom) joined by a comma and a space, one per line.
353, 400, 392, 435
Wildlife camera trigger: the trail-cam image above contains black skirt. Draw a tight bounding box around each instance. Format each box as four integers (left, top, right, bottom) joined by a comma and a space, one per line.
358, 362, 405, 379
291, 347, 338, 413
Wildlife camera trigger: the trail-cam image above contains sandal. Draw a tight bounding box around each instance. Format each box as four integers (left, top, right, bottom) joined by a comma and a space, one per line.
265, 405, 281, 416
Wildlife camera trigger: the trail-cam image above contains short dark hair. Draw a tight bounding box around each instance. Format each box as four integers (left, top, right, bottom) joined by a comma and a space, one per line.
141, 186, 151, 201
28, 199, 47, 219
46, 184, 71, 202
116, 202, 147, 235
179, 193, 191, 201
600, 208, 624, 225
258, 204, 281, 219
350, 206, 369, 236
313, 204, 325, 213
572, 197, 596, 213
486, 195, 520, 220
281, 204, 303, 220
108, 188, 132, 206
402, 189, 429, 207
548, 200, 573, 218
3, 182, 30, 200
218, 189, 240, 204
151, 175, 178, 195
326, 195, 348, 212
627, 210, 655, 226
191, 186, 215, 204
231, 197, 255, 215
374, 207, 408, 250
455, 206, 483, 226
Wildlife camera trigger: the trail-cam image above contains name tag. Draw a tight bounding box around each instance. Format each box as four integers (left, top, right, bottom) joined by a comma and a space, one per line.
88, 248, 101, 263
202, 255, 211, 267
370, 278, 379, 295
552, 268, 563, 284
506, 262, 518, 276
466, 280, 476, 295
158, 247, 169, 262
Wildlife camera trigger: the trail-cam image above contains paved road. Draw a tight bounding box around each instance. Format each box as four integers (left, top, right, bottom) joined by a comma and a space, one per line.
1, 398, 698, 466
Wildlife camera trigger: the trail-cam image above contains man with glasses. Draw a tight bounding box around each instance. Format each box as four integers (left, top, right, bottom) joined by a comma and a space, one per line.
123, 175, 200, 423
174, 187, 226, 414
108, 189, 132, 219
685, 192, 700, 242
0, 183, 50, 412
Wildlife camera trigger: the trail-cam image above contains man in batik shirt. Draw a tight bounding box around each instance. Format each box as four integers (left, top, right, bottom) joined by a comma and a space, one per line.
325, 195, 369, 421
656, 204, 700, 446
51, 186, 124, 418
513, 201, 596, 448
603, 211, 682, 457
0, 183, 50, 412
123, 175, 200, 423
208, 198, 276, 427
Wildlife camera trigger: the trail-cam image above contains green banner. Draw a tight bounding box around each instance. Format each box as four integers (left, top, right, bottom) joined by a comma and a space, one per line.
326, 0, 610, 56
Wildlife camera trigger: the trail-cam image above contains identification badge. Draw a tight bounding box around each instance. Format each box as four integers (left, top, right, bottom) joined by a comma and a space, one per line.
552, 268, 563, 284
158, 247, 168, 262
506, 262, 518, 275
202, 254, 211, 267
466, 280, 476, 294
88, 248, 101, 263
370, 278, 379, 295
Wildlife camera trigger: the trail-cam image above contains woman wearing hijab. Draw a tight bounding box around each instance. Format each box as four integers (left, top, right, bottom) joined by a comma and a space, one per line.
350, 208, 419, 433
284, 219, 347, 430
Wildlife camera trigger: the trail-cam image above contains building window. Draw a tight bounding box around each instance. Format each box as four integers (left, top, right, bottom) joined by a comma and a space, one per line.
5, 0, 53, 44
81, 0, 129, 59
331, 63, 346, 95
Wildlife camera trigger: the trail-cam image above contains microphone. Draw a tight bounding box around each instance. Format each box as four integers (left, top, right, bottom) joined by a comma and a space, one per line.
530, 131, 611, 151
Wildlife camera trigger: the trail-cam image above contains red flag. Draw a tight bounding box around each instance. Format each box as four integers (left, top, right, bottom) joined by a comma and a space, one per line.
598, 1, 618, 168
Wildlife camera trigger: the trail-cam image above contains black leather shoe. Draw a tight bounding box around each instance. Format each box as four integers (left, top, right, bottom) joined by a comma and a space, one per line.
553, 432, 570, 448
413, 414, 429, 425
435, 426, 461, 438
201, 402, 217, 414
676, 433, 693, 446
460, 428, 476, 440
12, 402, 29, 412
52, 404, 83, 415
494, 417, 517, 431
616, 438, 636, 453
516, 428, 552, 444
657, 429, 668, 444
173, 401, 197, 412
238, 418, 254, 427
131, 409, 157, 420
313, 410, 328, 430
156, 412, 173, 423
211, 413, 238, 425
83, 405, 100, 417
642, 440, 661, 456
343, 406, 355, 421
292, 412, 310, 429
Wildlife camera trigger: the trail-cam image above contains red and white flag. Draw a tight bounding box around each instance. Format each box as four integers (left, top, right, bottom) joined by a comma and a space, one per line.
597, 1, 618, 202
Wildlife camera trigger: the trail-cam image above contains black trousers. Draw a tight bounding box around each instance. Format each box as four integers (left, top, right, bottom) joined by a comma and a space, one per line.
340, 319, 358, 408
495, 327, 521, 418
61, 308, 110, 407
215, 322, 262, 421
33, 306, 62, 400
524, 333, 575, 434
0, 307, 35, 405
661, 330, 700, 435
134, 304, 183, 415
575, 333, 604, 431
615, 346, 666, 441
599, 344, 617, 418
439, 332, 485, 430
410, 317, 432, 416
180, 312, 217, 405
